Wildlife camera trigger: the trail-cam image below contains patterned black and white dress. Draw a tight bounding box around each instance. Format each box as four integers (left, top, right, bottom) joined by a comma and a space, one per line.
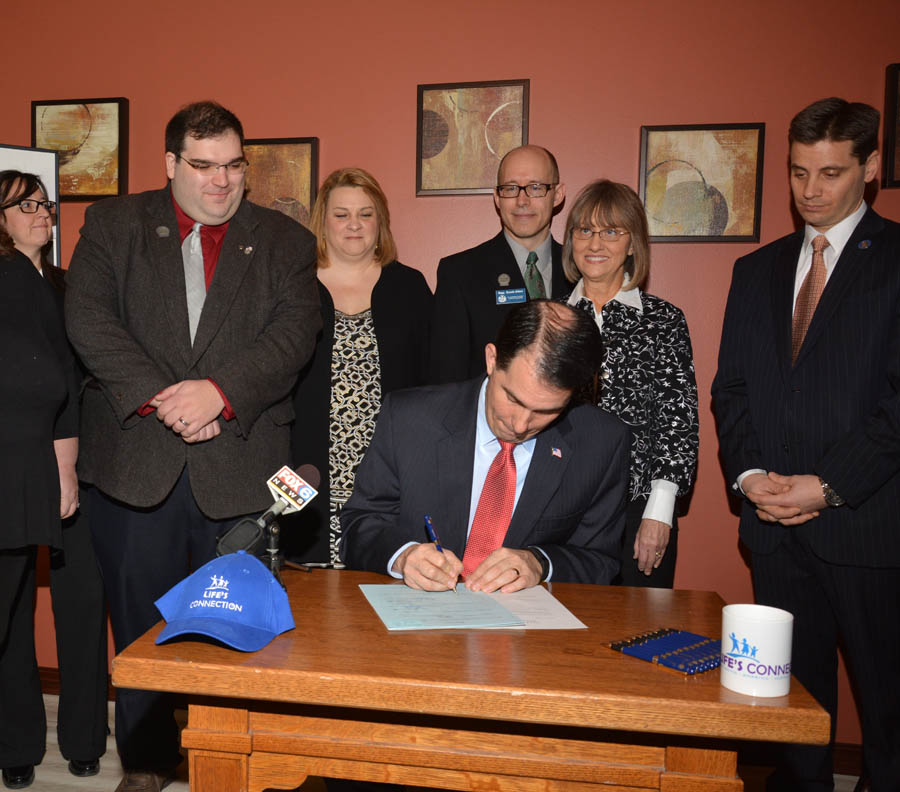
567, 278, 699, 586
286, 262, 433, 566
327, 309, 382, 564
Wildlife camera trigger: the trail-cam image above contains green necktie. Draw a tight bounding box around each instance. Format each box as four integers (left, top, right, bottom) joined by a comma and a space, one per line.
524, 251, 546, 299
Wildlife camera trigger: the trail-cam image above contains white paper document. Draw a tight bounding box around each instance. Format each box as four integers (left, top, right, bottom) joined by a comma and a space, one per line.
359, 583, 586, 631
487, 584, 587, 630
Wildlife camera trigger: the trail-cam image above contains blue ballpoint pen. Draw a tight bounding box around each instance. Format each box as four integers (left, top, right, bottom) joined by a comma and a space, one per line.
424, 514, 457, 593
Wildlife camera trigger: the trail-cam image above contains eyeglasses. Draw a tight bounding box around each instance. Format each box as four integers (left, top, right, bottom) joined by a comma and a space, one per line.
571, 226, 630, 242
495, 183, 556, 199
0, 198, 57, 214
176, 155, 248, 175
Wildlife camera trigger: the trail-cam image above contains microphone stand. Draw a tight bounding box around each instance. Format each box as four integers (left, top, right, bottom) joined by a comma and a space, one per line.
264, 517, 285, 588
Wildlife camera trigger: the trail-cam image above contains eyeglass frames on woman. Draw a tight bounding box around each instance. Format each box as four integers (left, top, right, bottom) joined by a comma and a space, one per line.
0, 198, 57, 214
571, 226, 630, 242
176, 155, 249, 175
495, 183, 556, 199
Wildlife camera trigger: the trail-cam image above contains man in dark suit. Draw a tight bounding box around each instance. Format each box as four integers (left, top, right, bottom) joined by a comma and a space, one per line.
712, 98, 900, 791
342, 300, 629, 593
65, 101, 319, 792
430, 145, 568, 384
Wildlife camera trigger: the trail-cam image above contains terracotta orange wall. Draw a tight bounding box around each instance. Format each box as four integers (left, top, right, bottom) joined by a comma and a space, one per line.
6, 0, 899, 746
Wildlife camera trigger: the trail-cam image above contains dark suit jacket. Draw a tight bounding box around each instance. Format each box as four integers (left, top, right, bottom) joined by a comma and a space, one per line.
65, 187, 321, 519
429, 232, 567, 383
283, 261, 433, 561
712, 207, 900, 566
339, 378, 631, 583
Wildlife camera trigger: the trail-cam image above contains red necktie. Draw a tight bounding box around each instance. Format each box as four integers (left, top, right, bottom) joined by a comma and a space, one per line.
462, 441, 516, 578
792, 234, 829, 364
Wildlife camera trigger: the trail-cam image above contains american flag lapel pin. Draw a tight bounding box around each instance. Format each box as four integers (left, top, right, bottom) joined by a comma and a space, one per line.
551, 447, 562, 459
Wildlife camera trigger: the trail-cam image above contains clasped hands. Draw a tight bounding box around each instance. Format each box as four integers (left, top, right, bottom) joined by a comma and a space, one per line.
742, 472, 827, 525
151, 379, 225, 443
394, 543, 543, 594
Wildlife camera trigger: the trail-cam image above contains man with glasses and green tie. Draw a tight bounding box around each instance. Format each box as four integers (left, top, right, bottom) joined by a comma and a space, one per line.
65, 101, 320, 792
430, 145, 567, 384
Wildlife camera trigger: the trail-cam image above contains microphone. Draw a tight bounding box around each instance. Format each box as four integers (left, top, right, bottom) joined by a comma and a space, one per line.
257, 464, 320, 528
216, 465, 320, 559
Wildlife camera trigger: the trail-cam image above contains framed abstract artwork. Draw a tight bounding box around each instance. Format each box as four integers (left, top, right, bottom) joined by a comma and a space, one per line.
639, 123, 765, 242
243, 137, 319, 228
31, 97, 128, 201
0, 144, 61, 270
417, 79, 529, 195
883, 63, 900, 188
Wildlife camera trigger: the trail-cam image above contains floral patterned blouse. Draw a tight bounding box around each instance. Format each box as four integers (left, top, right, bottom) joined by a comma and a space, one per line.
567, 282, 699, 504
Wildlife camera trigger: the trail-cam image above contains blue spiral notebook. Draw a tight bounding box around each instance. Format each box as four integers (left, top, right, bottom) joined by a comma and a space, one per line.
609, 627, 721, 675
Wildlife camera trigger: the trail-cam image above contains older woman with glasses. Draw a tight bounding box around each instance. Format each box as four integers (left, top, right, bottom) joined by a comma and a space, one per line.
0, 170, 107, 789
283, 168, 432, 567
562, 179, 698, 588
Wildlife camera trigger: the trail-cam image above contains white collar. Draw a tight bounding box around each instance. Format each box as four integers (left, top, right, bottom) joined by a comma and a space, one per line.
802, 200, 867, 261
566, 275, 643, 313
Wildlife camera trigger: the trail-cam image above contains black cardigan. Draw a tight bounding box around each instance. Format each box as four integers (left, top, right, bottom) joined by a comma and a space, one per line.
0, 252, 79, 549
283, 260, 433, 562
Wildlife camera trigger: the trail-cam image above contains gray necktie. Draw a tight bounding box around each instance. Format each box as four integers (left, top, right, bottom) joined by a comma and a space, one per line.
182, 221, 206, 344
524, 250, 546, 299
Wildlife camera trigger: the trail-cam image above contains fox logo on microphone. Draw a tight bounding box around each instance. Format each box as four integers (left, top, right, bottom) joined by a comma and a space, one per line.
267, 465, 317, 513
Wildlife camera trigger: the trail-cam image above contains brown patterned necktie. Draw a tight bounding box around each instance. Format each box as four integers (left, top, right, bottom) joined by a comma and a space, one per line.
462, 441, 516, 578
791, 234, 829, 364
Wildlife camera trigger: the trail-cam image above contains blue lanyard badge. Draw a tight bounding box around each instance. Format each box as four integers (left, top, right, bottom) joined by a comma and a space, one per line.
496, 288, 527, 305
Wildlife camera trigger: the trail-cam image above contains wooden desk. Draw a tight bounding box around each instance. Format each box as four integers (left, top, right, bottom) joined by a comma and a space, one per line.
112, 570, 829, 792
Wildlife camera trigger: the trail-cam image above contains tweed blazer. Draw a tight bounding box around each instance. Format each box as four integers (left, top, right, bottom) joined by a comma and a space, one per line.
65, 187, 320, 519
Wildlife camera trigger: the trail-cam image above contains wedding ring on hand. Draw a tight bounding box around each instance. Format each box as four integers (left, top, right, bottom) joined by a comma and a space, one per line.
178, 417, 190, 427
655, 551, 662, 558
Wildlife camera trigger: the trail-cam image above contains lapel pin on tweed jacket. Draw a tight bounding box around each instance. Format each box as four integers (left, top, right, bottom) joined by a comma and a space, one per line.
497, 273, 511, 287
239, 245, 253, 255
155, 226, 170, 238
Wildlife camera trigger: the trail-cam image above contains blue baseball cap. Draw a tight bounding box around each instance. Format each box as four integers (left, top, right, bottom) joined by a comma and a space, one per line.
154, 551, 294, 652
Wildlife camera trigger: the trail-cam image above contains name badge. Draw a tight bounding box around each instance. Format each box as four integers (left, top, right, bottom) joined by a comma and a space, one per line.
496, 288, 527, 305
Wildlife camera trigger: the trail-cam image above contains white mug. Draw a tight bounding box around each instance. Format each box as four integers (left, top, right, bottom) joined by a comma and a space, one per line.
720, 603, 793, 697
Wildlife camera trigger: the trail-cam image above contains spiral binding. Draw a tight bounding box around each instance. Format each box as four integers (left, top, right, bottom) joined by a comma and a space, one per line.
609, 627, 721, 675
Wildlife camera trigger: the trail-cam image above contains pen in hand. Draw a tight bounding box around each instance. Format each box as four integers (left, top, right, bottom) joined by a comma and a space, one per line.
424, 514, 457, 593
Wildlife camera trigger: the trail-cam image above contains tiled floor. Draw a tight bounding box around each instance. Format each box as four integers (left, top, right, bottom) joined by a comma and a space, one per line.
33, 695, 328, 791
31, 694, 860, 791
24, 696, 185, 791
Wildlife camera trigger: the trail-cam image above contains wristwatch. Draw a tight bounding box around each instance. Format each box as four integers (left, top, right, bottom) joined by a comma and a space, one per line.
819, 477, 845, 508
